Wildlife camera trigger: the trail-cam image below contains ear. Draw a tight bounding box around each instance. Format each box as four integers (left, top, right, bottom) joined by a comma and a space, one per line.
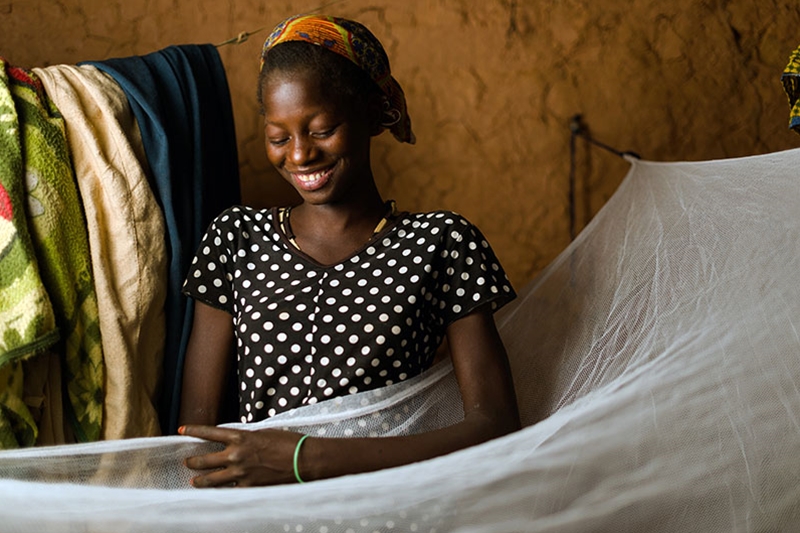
367, 94, 386, 137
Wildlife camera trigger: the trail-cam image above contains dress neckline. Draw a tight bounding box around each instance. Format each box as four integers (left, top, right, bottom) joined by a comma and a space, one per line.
272, 202, 404, 268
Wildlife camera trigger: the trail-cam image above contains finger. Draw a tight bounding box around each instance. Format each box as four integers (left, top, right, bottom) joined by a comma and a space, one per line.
179, 424, 240, 444
184, 449, 231, 471
190, 467, 240, 489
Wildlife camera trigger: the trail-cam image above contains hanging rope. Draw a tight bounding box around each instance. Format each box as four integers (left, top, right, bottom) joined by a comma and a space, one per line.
568, 114, 640, 240
216, 0, 350, 47
216, 28, 267, 47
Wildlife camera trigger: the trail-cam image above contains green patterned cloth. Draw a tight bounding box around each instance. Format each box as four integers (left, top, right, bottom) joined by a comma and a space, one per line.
0, 58, 59, 447
0, 58, 104, 446
0, 361, 38, 447
782, 45, 800, 134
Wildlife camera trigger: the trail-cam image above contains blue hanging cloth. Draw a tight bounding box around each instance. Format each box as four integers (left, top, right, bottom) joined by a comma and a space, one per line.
83, 45, 241, 434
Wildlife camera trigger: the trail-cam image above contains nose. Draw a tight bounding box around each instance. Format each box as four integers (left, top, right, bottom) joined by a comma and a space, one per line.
288, 135, 318, 167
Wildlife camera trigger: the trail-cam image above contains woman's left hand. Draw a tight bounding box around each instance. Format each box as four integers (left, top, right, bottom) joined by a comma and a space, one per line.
179, 425, 305, 488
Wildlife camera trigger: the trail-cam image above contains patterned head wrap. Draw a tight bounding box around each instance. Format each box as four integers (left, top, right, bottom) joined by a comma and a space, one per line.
261, 14, 415, 144
782, 44, 800, 134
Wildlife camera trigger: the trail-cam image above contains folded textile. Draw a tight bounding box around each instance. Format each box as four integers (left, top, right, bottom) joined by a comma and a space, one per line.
782, 44, 800, 133
5, 62, 104, 444
83, 45, 241, 434
0, 58, 59, 447
34, 64, 167, 440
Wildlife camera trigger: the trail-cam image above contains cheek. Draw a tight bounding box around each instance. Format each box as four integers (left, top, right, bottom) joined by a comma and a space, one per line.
326, 130, 368, 159
264, 142, 284, 167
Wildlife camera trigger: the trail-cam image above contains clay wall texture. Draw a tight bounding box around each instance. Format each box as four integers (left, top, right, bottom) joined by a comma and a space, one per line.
2, 0, 798, 288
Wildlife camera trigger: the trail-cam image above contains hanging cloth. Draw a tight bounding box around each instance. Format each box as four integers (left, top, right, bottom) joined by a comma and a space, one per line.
82, 45, 241, 434
0, 58, 60, 447
34, 64, 168, 440
1, 60, 104, 445
782, 44, 800, 133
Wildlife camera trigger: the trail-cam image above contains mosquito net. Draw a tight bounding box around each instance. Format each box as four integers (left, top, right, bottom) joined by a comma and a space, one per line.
1, 147, 799, 532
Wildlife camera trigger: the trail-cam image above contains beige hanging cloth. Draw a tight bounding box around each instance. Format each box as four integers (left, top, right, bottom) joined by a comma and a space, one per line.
34, 64, 167, 439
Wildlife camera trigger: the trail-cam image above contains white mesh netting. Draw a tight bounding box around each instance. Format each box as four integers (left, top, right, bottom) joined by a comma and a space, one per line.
1, 148, 799, 532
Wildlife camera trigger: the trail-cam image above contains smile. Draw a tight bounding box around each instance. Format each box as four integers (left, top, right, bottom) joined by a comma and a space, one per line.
291, 166, 335, 191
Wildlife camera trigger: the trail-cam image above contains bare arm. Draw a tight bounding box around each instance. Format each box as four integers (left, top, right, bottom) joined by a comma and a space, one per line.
178, 301, 236, 427
180, 306, 520, 487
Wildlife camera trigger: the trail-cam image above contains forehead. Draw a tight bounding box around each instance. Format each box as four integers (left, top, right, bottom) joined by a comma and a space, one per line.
261, 70, 358, 123
263, 74, 330, 113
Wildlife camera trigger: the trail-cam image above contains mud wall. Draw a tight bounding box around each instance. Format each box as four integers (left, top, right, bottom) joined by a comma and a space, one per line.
2, 0, 798, 287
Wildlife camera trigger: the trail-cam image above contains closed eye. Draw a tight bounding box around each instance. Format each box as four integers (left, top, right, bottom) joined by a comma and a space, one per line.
268, 137, 289, 147
311, 126, 338, 139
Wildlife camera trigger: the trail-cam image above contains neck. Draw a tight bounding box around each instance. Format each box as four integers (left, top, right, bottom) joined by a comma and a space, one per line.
293, 187, 387, 231
280, 198, 397, 264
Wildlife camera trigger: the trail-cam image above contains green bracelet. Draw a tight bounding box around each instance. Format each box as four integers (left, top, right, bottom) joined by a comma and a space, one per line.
293, 434, 310, 484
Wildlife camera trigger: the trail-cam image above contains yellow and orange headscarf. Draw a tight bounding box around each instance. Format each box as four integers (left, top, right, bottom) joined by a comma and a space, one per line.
261, 14, 415, 144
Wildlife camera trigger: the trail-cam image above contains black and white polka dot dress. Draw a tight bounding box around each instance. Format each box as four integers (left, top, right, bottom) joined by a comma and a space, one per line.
182, 206, 516, 423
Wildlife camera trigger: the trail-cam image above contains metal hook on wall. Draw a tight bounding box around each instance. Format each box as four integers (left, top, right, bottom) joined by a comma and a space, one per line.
568, 114, 640, 240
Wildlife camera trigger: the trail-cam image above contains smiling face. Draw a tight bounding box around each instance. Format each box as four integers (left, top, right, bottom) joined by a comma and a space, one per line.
261, 69, 378, 207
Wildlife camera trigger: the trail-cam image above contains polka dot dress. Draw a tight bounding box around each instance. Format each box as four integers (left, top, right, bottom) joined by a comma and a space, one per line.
183, 206, 516, 423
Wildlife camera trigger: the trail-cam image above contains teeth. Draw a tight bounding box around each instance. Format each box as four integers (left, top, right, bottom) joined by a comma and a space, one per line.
295, 170, 327, 182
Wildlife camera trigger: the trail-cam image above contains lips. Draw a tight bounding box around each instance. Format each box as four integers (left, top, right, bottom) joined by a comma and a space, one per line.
290, 165, 335, 192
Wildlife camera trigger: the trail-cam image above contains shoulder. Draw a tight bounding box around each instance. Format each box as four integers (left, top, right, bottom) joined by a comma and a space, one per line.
404, 210, 477, 229
204, 205, 277, 239
404, 210, 488, 242
200, 206, 279, 254
210, 205, 274, 227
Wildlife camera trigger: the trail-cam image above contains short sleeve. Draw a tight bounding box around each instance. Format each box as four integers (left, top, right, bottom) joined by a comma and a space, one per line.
429, 214, 516, 326
182, 209, 236, 314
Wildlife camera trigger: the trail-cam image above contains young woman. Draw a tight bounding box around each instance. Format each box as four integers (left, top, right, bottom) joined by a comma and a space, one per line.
178, 13, 521, 487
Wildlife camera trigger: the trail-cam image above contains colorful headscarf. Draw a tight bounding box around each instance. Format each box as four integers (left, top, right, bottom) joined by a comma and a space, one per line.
261, 14, 415, 144
782, 45, 800, 134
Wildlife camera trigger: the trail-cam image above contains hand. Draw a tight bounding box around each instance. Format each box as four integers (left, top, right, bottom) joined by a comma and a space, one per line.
179, 425, 305, 488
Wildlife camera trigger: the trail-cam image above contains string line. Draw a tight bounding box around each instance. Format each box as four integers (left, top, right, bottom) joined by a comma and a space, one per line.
568, 114, 640, 240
